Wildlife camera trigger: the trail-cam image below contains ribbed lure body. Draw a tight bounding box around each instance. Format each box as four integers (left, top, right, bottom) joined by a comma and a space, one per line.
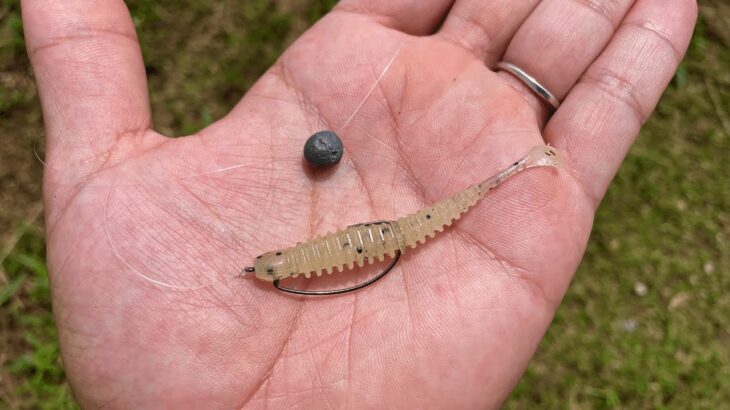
285, 221, 402, 277
251, 145, 561, 282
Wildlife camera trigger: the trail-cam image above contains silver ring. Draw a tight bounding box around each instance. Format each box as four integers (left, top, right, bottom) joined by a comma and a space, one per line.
495, 62, 561, 111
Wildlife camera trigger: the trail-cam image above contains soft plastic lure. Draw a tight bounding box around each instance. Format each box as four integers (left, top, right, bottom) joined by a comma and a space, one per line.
242, 145, 562, 295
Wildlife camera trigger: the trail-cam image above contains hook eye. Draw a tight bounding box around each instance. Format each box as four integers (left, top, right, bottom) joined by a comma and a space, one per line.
238, 267, 255, 277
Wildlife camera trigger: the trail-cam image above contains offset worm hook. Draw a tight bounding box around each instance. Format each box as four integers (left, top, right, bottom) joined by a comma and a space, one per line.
272, 250, 401, 296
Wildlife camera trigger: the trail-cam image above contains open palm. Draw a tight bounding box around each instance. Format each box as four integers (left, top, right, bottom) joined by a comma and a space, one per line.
24, 0, 696, 408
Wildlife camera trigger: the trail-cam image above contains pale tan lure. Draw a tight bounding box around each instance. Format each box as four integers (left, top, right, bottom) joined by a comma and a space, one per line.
243, 145, 562, 294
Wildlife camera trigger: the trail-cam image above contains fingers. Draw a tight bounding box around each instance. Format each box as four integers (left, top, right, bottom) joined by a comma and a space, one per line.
496, 0, 637, 116
436, 0, 539, 63
22, 0, 154, 177
335, 0, 455, 36
545, 0, 697, 206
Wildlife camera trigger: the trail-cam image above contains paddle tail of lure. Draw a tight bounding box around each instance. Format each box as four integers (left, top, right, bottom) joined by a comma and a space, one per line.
247, 145, 562, 284
394, 145, 562, 250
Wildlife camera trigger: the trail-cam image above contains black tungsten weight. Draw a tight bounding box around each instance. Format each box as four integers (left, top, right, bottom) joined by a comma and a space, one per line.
303, 130, 343, 168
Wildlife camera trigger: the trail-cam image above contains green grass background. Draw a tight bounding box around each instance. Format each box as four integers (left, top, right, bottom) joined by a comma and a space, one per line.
1, 0, 728, 408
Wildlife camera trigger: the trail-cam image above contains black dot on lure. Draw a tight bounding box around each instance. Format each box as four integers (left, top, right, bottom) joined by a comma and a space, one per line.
303, 130, 343, 168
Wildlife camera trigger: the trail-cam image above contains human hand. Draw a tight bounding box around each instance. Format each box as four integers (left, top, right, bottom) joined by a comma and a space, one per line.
23, 0, 696, 407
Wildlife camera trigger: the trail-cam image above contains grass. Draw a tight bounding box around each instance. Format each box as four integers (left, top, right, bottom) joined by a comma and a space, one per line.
0, 0, 728, 408
1, 229, 75, 409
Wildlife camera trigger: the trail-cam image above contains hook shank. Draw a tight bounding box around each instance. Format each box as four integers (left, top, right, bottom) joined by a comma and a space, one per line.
273, 250, 401, 296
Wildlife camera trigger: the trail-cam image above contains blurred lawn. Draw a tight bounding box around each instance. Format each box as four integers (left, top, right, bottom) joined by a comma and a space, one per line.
1, 0, 728, 408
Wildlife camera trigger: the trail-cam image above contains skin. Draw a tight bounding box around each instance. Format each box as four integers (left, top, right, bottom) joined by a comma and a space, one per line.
22, 0, 697, 408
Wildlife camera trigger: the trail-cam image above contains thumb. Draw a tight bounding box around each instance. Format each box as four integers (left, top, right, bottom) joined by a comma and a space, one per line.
22, 0, 162, 188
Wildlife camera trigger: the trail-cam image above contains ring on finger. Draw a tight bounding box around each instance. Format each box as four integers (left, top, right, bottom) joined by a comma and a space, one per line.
495, 62, 561, 111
